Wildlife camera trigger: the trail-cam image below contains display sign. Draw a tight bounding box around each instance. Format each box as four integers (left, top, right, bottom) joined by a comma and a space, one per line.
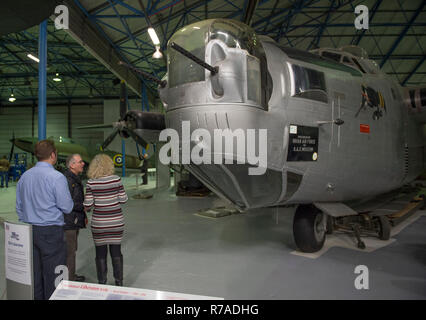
50, 281, 223, 300
4, 222, 32, 285
287, 125, 319, 161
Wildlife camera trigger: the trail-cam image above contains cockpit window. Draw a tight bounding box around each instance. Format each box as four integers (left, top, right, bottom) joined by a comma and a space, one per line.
280, 46, 362, 77
247, 55, 261, 103
351, 58, 366, 73
209, 19, 266, 63
168, 19, 262, 88
167, 19, 272, 109
322, 51, 341, 62
290, 64, 328, 103
167, 24, 207, 88
209, 19, 269, 107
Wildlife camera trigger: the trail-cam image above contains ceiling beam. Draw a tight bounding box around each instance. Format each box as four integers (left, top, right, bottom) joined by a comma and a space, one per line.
401, 56, 426, 87
242, 0, 259, 26
0, 71, 115, 79
379, 1, 424, 68
307, 0, 336, 50
61, 0, 156, 106
114, 0, 208, 46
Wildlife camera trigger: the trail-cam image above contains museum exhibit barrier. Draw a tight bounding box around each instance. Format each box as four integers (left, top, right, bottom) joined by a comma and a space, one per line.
50, 280, 223, 300
4, 221, 34, 300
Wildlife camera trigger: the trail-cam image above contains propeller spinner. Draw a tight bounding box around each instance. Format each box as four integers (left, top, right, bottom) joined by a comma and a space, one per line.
99, 81, 165, 151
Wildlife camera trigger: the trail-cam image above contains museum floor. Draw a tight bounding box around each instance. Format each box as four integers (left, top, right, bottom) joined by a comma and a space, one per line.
1, 174, 425, 300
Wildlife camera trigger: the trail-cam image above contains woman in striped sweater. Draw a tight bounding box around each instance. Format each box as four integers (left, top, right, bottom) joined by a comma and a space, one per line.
84, 154, 128, 286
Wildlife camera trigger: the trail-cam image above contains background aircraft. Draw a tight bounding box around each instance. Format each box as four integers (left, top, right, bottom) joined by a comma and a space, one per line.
114, 19, 425, 253
10, 135, 142, 169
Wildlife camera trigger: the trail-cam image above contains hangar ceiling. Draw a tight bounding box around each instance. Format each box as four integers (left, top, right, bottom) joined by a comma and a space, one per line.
0, 0, 425, 106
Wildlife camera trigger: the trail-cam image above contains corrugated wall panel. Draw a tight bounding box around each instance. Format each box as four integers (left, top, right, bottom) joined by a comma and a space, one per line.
0, 104, 103, 164
0, 106, 33, 160
71, 104, 104, 151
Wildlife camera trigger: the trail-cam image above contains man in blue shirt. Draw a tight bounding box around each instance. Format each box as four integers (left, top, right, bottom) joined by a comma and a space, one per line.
16, 140, 73, 300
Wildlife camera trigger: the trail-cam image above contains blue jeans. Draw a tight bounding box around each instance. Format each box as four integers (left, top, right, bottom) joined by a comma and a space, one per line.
0, 172, 8, 187
32, 225, 67, 300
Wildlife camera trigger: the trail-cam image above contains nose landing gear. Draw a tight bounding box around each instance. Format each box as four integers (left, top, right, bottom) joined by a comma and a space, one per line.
293, 204, 327, 253
293, 205, 393, 253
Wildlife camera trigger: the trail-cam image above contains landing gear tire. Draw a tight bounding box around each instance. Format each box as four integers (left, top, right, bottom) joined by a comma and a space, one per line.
377, 216, 391, 240
293, 204, 327, 253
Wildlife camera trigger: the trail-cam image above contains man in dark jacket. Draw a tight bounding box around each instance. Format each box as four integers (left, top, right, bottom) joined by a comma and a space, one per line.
64, 154, 87, 282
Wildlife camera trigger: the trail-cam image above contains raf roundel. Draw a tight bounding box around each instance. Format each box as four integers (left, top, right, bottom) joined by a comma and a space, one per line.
113, 154, 123, 167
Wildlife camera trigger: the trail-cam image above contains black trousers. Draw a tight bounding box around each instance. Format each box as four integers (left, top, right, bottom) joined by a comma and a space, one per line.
95, 244, 122, 259
32, 225, 67, 300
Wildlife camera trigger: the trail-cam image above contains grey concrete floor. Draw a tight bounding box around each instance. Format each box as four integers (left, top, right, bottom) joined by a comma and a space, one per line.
1, 174, 425, 300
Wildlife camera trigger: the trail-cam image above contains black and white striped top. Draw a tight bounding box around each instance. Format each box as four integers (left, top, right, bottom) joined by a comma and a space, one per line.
84, 175, 128, 246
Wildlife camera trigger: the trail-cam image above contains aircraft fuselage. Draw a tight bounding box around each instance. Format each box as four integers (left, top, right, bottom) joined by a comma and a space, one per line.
159, 19, 425, 210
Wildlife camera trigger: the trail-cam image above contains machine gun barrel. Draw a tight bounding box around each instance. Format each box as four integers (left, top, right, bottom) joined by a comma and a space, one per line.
170, 42, 219, 75
118, 61, 167, 88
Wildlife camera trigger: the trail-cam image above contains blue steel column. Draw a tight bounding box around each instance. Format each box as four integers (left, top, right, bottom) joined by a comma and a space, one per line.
121, 82, 127, 177
142, 84, 149, 111
38, 20, 47, 141
141, 84, 149, 155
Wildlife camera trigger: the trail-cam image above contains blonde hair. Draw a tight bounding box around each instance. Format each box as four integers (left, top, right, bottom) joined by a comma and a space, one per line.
87, 154, 115, 179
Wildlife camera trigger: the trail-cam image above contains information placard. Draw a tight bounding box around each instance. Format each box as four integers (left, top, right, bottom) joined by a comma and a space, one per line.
4, 222, 32, 286
287, 124, 319, 162
50, 281, 223, 300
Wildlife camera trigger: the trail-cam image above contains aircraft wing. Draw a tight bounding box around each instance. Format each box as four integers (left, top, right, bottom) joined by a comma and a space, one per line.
76, 124, 114, 130
55, 149, 92, 164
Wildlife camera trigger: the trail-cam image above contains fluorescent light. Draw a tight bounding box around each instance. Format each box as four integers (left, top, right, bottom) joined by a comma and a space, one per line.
9, 93, 16, 102
152, 46, 163, 59
27, 53, 40, 63
147, 27, 160, 46
53, 73, 61, 82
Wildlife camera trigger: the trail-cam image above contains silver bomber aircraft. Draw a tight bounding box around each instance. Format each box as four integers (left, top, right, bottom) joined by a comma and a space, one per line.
101, 19, 426, 253
3, 1, 424, 254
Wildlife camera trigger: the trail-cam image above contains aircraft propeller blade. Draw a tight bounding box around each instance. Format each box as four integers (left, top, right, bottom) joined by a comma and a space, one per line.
101, 127, 120, 151
76, 124, 114, 130
120, 81, 127, 120
8, 132, 15, 162
123, 128, 149, 150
